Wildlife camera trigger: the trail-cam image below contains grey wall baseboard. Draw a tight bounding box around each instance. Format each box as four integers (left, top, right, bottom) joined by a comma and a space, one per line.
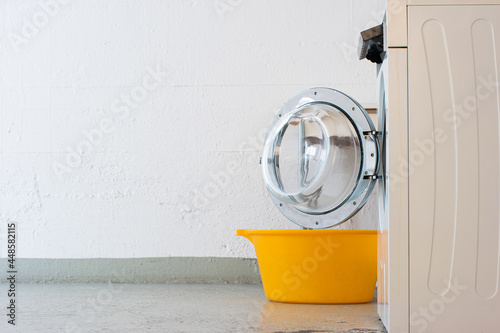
0, 257, 262, 284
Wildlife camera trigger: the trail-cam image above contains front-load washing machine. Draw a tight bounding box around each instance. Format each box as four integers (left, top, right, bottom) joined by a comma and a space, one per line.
380, 1, 500, 332
260, 1, 500, 331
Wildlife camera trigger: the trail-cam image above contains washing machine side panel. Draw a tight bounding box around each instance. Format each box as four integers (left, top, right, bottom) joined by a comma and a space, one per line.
384, 47, 410, 333
408, 5, 500, 333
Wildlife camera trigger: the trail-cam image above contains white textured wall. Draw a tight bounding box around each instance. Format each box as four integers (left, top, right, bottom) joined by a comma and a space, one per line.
0, 0, 385, 259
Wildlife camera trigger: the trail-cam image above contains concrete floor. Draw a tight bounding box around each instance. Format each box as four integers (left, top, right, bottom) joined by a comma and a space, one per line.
0, 283, 387, 332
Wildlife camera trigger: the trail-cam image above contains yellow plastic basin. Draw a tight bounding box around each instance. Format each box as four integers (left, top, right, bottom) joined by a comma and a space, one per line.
237, 229, 377, 304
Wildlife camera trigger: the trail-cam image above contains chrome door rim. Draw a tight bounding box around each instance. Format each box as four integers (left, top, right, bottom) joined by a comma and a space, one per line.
262, 87, 380, 229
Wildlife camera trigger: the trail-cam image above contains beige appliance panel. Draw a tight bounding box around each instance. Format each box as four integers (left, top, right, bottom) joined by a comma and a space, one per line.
378, 47, 410, 332
408, 5, 500, 332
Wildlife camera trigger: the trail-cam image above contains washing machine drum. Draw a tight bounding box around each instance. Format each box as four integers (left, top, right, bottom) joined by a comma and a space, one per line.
262, 88, 380, 229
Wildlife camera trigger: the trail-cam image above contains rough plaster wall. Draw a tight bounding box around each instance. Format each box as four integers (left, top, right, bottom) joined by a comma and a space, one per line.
0, 0, 385, 259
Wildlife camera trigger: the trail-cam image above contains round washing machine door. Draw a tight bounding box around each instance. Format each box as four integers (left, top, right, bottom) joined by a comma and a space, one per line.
262, 87, 380, 229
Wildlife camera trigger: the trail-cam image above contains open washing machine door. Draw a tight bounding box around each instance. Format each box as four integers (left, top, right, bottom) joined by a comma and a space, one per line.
262, 87, 380, 229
